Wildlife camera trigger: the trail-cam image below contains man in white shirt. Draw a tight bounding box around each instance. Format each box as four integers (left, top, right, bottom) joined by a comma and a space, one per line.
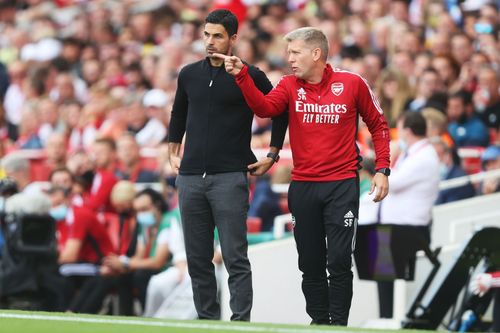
377, 111, 440, 318
133, 90, 168, 147
381, 112, 440, 226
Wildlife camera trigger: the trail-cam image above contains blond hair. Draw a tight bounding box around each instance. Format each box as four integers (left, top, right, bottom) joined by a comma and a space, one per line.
284, 27, 329, 61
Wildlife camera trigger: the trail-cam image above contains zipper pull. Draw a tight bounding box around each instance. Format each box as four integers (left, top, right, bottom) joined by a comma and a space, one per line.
202, 172, 206, 178
209, 80, 213, 87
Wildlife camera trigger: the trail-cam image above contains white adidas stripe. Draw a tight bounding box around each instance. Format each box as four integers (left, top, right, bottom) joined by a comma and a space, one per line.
333, 68, 384, 115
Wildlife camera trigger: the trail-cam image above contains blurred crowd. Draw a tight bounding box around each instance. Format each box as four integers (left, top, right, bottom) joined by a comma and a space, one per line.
0, 0, 500, 318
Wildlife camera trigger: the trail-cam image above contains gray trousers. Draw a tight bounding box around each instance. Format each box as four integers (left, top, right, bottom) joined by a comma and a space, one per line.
176, 172, 252, 321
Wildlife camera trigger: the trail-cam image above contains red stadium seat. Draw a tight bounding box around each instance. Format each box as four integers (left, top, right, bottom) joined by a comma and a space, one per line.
246, 217, 262, 233
458, 146, 485, 175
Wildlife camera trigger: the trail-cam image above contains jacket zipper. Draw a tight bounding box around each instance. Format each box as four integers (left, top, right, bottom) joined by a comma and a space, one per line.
204, 64, 222, 177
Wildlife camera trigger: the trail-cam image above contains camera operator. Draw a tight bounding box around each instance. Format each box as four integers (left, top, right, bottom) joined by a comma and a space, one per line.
1, 191, 68, 311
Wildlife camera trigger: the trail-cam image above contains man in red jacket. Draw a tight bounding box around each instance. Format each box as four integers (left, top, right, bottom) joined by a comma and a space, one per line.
214, 27, 390, 325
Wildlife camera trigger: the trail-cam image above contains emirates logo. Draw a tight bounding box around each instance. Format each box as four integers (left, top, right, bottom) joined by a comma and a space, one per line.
331, 82, 344, 96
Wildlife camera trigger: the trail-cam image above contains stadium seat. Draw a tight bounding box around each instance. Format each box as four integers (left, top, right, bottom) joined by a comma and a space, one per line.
246, 217, 262, 233
458, 146, 485, 175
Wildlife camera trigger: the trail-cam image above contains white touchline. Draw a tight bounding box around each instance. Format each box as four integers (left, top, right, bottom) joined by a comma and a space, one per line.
0, 313, 355, 333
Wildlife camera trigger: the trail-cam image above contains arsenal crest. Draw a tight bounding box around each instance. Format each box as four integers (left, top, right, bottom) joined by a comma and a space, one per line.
331, 82, 343, 96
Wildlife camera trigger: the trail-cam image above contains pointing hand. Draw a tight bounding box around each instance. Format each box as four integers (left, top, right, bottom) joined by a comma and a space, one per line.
211, 53, 243, 76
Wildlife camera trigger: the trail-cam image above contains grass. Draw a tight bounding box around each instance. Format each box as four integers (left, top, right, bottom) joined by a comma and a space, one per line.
0, 310, 435, 333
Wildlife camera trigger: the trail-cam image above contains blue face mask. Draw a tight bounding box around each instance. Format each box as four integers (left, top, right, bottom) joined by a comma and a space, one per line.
50, 204, 68, 221
137, 211, 156, 227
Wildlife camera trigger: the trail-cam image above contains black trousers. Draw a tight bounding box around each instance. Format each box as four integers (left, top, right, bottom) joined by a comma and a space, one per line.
376, 226, 430, 319
288, 177, 359, 326
493, 289, 500, 332
69, 270, 158, 314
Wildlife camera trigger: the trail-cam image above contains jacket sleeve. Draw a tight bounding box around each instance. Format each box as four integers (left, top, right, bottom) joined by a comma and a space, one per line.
248, 66, 289, 149
168, 68, 188, 143
234, 65, 289, 118
356, 76, 390, 170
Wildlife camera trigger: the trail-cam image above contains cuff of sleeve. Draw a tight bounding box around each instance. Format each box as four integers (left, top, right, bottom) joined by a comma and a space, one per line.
491, 273, 500, 288
235, 65, 249, 82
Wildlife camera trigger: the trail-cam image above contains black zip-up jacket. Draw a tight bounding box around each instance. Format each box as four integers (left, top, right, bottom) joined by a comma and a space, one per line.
168, 58, 288, 175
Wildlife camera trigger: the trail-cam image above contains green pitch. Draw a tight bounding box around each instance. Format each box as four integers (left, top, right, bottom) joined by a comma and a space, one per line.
0, 310, 432, 333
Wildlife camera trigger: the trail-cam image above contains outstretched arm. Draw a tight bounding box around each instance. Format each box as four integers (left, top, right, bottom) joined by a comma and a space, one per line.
211, 53, 289, 118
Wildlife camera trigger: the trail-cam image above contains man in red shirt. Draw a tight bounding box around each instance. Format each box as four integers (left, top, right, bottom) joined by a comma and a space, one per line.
83, 138, 118, 213
49, 186, 115, 265
214, 27, 390, 325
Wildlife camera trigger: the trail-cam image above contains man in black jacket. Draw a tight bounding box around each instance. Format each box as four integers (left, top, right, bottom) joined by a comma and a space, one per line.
167, 9, 287, 321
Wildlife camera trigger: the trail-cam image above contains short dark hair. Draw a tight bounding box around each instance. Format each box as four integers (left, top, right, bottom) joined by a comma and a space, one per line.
94, 137, 116, 151
449, 90, 473, 106
205, 9, 238, 36
403, 111, 427, 137
136, 188, 168, 213
49, 167, 74, 183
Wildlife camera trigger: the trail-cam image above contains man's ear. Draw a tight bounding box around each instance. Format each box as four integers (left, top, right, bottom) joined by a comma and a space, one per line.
312, 48, 321, 61
228, 34, 238, 54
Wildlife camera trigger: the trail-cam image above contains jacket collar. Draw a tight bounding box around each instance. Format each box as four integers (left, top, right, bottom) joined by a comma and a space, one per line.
296, 63, 334, 86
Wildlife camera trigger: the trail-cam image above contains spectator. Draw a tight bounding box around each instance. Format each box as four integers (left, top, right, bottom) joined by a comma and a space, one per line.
431, 55, 460, 93
45, 133, 68, 170
378, 112, 440, 318
375, 68, 413, 127
478, 145, 500, 195
49, 167, 74, 193
406, 68, 442, 112
101, 189, 173, 313
3, 60, 27, 131
469, 271, 500, 332
48, 185, 116, 312
65, 180, 138, 315
38, 99, 65, 147
143, 184, 195, 319
16, 105, 43, 149
141, 89, 169, 141
115, 133, 158, 183
447, 90, 489, 147
48, 186, 115, 265
421, 107, 454, 147
109, 180, 137, 257
1, 153, 38, 194
430, 137, 476, 204
473, 66, 500, 130
124, 91, 167, 147
83, 138, 118, 213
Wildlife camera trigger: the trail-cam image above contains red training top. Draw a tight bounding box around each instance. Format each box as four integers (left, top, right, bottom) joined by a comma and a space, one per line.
57, 206, 115, 264
235, 64, 390, 181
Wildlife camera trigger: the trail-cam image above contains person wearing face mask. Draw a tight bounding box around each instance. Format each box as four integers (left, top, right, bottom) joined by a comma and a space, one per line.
101, 188, 174, 314
430, 137, 476, 205
49, 186, 115, 266
65, 181, 138, 315
48, 185, 115, 312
